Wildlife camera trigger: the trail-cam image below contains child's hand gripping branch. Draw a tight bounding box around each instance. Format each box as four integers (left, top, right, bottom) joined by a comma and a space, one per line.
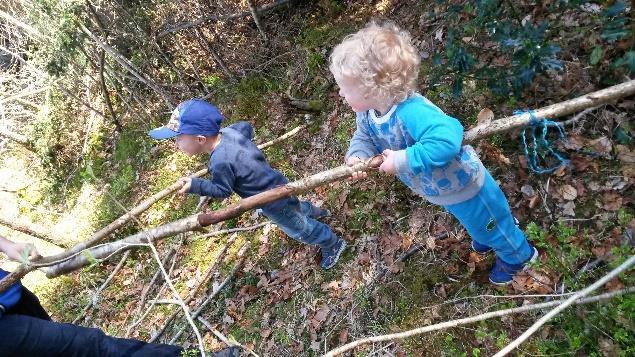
0, 235, 40, 262
177, 177, 192, 194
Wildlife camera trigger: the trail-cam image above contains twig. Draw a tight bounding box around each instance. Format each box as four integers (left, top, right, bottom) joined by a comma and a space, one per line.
149, 232, 243, 342
246, 0, 267, 39
137, 248, 177, 311
0, 215, 66, 248
198, 316, 260, 357
167, 243, 250, 345
193, 221, 271, 240
323, 286, 635, 357
420, 291, 581, 311
493, 255, 635, 356
73, 250, 130, 324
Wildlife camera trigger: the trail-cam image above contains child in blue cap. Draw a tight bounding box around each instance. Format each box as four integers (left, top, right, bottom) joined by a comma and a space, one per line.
149, 99, 347, 270
329, 22, 538, 285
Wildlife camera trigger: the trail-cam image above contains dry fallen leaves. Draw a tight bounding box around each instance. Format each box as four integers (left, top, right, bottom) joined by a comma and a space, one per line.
602, 191, 623, 211
558, 184, 578, 201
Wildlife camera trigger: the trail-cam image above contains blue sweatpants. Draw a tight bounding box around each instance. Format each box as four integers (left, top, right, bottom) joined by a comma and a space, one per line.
445, 171, 533, 264
261, 197, 339, 249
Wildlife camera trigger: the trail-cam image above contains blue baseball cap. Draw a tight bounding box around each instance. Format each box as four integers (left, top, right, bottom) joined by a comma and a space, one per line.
148, 99, 225, 140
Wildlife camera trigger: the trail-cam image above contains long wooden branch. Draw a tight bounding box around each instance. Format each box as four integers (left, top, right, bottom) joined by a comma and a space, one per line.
322, 286, 635, 357
157, 0, 291, 37
1, 80, 634, 292
0, 127, 32, 148
45, 157, 384, 277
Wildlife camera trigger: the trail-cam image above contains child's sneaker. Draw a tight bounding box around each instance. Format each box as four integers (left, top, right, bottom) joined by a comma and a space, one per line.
489, 247, 539, 285
471, 240, 493, 254
320, 238, 347, 270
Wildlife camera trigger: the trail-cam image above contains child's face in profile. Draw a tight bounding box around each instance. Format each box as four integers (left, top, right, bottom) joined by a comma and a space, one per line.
335, 75, 377, 113
175, 134, 208, 156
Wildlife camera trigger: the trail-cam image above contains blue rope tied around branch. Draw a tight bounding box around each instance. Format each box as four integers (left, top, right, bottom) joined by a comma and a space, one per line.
516, 109, 570, 174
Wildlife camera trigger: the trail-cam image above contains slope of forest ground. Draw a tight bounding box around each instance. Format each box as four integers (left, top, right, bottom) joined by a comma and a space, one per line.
0, 0, 633, 356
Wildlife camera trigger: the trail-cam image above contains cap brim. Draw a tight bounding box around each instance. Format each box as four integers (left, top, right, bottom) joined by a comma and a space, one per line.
148, 126, 179, 140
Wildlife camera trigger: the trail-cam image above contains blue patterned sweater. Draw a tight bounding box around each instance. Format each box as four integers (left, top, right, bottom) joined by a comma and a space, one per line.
345, 94, 485, 206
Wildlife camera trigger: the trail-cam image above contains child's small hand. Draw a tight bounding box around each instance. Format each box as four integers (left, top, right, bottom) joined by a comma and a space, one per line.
177, 177, 192, 194
379, 149, 397, 175
4, 242, 40, 262
346, 156, 368, 181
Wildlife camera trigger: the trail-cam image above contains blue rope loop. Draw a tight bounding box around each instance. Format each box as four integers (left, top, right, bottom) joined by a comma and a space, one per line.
514, 109, 570, 174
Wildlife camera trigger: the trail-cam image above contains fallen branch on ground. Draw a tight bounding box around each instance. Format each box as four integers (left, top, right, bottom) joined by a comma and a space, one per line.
198, 316, 260, 357
463, 79, 635, 141
0, 127, 32, 149
125, 247, 179, 338
494, 254, 635, 356
322, 286, 635, 357
192, 221, 271, 240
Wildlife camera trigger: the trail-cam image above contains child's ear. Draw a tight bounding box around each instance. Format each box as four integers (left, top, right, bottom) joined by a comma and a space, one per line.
196, 135, 207, 144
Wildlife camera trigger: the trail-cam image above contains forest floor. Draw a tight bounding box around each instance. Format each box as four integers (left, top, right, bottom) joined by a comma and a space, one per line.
1, 1, 633, 356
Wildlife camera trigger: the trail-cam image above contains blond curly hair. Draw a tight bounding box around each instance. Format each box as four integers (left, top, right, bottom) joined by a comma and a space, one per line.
329, 21, 420, 104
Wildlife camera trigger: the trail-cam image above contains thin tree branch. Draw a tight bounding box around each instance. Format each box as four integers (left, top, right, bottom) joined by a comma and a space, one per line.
246, 0, 267, 39
0, 215, 66, 248
147, 230, 246, 342
323, 286, 635, 357
166, 243, 250, 344
72, 250, 131, 324
493, 255, 635, 356
198, 316, 260, 357
78, 23, 174, 107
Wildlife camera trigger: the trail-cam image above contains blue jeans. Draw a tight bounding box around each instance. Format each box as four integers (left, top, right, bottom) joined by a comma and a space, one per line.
445, 171, 533, 264
0, 287, 183, 357
261, 197, 338, 249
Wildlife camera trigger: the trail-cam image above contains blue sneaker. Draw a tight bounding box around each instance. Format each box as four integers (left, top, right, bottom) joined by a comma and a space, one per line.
320, 238, 347, 270
489, 247, 539, 285
471, 240, 493, 254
